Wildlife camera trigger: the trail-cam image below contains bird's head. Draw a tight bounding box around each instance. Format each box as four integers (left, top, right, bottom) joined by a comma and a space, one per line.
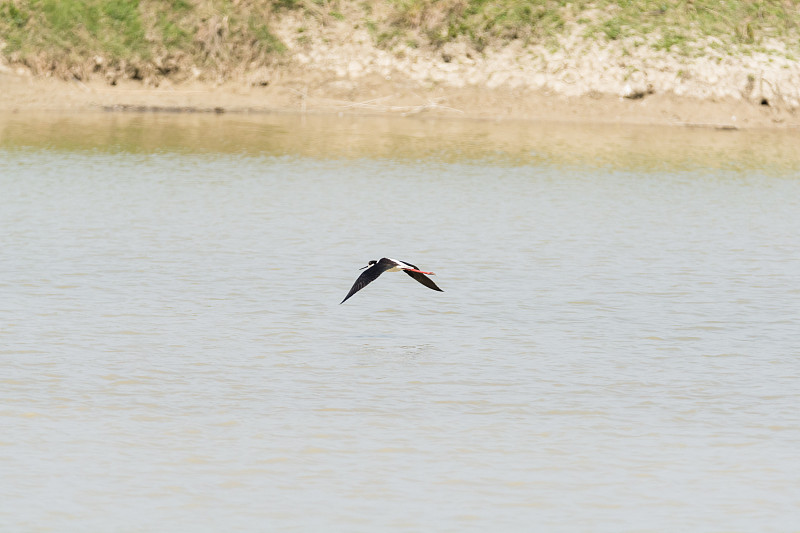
359, 260, 377, 270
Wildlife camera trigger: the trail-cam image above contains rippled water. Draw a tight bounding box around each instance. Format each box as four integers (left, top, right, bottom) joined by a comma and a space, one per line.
2, 113, 799, 531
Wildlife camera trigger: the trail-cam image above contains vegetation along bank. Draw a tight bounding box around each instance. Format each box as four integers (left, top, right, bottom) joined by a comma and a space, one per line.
1, 1, 799, 125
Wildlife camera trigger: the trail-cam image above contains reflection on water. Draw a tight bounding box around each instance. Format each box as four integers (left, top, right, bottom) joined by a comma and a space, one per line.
2, 111, 800, 171
1, 112, 799, 531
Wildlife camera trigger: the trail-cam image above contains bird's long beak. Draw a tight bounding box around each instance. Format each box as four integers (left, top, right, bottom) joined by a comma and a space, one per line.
359, 264, 369, 270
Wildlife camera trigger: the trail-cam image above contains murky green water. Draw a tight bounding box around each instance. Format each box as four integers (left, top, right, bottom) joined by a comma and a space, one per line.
2, 113, 799, 531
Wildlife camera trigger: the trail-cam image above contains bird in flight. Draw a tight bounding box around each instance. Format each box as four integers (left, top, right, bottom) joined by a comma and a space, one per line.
340, 257, 443, 304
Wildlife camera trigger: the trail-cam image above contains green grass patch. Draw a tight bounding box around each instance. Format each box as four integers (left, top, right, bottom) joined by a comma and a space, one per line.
1, 1, 30, 28
1, 0, 148, 59
0, 0, 294, 77
40, 0, 148, 57
585, 0, 800, 53
248, 17, 287, 54
1, 0, 799, 81
380, 0, 800, 56
388, 0, 569, 50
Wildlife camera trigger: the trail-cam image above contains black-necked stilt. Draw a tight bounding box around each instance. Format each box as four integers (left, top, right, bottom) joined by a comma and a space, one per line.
340, 257, 443, 304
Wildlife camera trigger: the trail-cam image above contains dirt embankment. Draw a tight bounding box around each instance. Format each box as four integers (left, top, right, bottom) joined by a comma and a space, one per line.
1, 1, 799, 129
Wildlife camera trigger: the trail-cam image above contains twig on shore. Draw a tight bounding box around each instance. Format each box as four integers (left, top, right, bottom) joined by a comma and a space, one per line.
409, 93, 465, 115
289, 90, 465, 115
98, 104, 226, 113
71, 77, 90, 92
680, 122, 738, 130
334, 95, 395, 109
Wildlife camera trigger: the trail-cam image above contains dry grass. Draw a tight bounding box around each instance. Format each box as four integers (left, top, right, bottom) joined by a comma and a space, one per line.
377, 0, 800, 55
0, 0, 287, 83
1, 0, 799, 84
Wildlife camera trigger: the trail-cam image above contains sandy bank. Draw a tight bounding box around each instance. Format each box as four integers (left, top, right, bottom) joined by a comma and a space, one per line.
2, 8, 799, 130
2, 68, 797, 131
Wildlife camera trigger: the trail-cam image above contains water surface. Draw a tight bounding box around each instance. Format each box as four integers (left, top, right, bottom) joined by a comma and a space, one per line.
1, 113, 799, 531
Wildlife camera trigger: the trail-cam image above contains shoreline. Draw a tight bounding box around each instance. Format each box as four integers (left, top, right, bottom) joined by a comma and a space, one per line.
3, 2, 800, 130
2, 70, 798, 131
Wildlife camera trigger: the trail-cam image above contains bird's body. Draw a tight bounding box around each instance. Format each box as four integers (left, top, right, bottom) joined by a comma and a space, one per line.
340, 257, 443, 304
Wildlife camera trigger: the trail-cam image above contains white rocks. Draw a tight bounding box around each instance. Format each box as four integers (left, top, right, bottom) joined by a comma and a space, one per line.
267, 11, 800, 110
486, 71, 510, 89
347, 60, 363, 77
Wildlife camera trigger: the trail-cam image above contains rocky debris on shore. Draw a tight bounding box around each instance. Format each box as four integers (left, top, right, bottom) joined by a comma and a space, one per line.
275, 14, 799, 111
2, 2, 799, 125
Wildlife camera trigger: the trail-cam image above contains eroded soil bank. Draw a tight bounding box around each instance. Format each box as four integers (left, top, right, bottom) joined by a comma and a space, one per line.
1, 69, 796, 130
2, 2, 799, 129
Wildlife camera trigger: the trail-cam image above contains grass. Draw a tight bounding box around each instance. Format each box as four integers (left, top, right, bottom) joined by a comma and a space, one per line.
380, 0, 800, 55
3, 0, 149, 58
0, 0, 290, 79
1, 0, 798, 81
385, 0, 569, 51
583, 0, 800, 53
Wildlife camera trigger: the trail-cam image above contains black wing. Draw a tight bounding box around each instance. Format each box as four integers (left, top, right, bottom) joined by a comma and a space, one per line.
340, 261, 394, 304
403, 270, 443, 292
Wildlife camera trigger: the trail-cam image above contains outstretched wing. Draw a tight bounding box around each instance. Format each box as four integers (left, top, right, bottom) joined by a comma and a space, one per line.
340, 262, 393, 304
403, 270, 444, 292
